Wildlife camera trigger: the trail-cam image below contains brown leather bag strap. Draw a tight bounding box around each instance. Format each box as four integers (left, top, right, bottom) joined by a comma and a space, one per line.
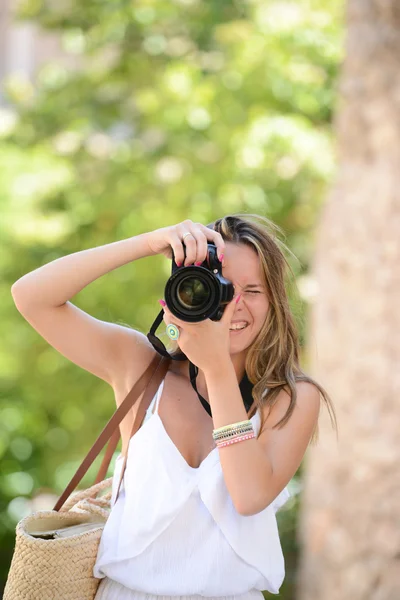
53, 354, 170, 511
114, 352, 170, 504
113, 355, 169, 504
94, 427, 121, 485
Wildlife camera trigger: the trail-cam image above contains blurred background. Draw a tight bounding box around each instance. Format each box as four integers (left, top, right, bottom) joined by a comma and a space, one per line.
1, 1, 399, 599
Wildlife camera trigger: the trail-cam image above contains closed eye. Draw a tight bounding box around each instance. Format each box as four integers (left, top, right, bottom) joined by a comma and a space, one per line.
246, 290, 261, 294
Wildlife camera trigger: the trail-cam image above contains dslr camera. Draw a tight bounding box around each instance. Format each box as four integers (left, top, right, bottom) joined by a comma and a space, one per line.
164, 243, 234, 323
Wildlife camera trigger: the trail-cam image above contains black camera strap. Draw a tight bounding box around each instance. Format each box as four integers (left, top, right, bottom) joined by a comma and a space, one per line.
188, 361, 255, 417
147, 309, 255, 418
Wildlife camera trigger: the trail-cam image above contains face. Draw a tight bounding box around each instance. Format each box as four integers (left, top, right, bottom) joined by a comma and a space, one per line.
222, 242, 269, 356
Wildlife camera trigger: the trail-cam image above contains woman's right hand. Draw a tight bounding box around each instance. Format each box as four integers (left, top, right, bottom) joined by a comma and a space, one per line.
145, 220, 226, 267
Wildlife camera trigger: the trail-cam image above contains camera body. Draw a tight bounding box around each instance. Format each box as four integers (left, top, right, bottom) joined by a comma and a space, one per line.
165, 243, 234, 322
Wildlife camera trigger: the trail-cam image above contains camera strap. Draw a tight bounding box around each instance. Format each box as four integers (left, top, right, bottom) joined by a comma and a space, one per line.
147, 310, 256, 418
188, 361, 255, 417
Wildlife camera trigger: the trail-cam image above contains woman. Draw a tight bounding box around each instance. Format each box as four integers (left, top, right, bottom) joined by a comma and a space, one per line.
11, 213, 337, 599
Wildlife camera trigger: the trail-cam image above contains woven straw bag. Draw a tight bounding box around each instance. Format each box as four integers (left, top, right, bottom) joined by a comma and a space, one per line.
4, 355, 170, 600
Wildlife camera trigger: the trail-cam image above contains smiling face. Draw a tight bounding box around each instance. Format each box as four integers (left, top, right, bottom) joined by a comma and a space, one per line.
222, 242, 270, 358
170, 239, 271, 383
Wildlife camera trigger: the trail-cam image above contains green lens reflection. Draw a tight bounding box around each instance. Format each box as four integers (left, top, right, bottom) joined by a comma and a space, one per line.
177, 277, 209, 309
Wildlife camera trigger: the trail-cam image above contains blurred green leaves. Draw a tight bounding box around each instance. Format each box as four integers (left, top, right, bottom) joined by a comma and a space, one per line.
0, 0, 344, 595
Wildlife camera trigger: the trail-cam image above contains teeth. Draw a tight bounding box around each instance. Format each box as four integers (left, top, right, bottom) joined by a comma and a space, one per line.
229, 323, 248, 331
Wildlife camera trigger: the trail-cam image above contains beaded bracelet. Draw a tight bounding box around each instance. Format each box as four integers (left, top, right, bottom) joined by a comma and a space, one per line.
214, 419, 256, 448
213, 419, 254, 441
216, 432, 256, 448
213, 425, 254, 441
213, 419, 251, 434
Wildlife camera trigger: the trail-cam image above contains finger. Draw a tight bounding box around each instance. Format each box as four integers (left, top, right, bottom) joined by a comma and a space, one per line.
159, 301, 172, 318
163, 313, 181, 333
158, 300, 186, 328
169, 233, 186, 267
221, 294, 241, 325
183, 223, 211, 266
199, 224, 226, 263
182, 227, 208, 266
159, 302, 172, 322
180, 229, 197, 266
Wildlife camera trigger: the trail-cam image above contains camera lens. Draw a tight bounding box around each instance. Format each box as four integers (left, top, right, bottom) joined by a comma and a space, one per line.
176, 276, 209, 309
165, 249, 229, 322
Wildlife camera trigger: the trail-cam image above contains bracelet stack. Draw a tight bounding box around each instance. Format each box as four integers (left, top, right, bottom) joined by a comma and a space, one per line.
213, 419, 255, 449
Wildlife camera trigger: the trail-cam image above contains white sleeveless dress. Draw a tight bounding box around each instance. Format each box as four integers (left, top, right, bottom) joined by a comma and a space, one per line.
93, 375, 291, 599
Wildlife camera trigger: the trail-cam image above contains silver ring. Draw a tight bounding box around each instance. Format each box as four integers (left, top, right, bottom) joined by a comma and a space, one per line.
166, 324, 180, 341
182, 231, 193, 241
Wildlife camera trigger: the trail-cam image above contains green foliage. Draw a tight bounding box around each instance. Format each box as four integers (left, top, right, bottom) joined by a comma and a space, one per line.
0, 0, 344, 595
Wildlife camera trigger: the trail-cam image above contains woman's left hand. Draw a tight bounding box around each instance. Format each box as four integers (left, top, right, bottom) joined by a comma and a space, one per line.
159, 294, 241, 374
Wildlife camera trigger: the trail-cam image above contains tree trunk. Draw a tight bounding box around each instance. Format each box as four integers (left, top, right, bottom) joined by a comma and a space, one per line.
297, 1, 400, 599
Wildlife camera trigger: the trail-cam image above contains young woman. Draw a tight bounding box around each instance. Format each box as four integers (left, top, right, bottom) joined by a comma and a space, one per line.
11, 213, 336, 600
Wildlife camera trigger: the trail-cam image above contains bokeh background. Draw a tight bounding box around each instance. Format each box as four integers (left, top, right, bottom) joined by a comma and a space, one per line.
1, 1, 399, 599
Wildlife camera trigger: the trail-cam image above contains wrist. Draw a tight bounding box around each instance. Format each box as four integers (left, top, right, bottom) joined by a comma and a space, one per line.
135, 232, 158, 257
203, 355, 234, 379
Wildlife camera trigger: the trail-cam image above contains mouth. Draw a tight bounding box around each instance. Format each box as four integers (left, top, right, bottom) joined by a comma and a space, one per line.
229, 321, 249, 333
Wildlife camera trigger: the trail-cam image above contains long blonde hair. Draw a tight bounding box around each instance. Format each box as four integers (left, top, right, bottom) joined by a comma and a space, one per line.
171, 213, 337, 445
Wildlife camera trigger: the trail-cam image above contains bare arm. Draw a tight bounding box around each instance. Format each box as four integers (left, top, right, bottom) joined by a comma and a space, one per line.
11, 233, 156, 309
10, 233, 158, 389
10, 220, 225, 392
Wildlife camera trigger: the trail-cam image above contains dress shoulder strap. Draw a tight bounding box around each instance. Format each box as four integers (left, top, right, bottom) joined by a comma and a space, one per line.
153, 376, 166, 415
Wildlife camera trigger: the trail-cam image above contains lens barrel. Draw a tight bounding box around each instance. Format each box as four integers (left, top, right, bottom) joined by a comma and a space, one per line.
165, 243, 234, 322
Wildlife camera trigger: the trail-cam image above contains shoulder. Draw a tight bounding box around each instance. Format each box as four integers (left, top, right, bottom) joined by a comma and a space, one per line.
262, 380, 320, 429
285, 380, 320, 406
111, 327, 160, 396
